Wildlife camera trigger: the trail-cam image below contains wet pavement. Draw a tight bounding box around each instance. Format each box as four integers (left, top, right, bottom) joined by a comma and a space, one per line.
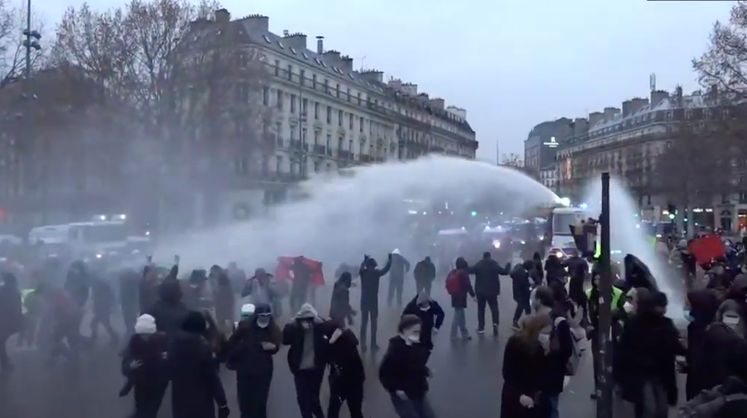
0, 274, 683, 418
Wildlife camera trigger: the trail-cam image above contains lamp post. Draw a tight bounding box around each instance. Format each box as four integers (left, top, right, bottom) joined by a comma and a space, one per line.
596, 172, 613, 418
18, 0, 41, 223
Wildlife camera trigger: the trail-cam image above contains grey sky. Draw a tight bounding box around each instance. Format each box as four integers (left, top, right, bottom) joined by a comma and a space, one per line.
30, 0, 733, 162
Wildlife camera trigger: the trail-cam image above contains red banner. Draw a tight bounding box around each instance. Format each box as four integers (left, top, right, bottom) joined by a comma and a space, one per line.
688, 235, 726, 266
275, 256, 325, 286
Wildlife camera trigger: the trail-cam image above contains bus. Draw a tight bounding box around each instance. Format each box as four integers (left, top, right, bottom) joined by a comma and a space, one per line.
29, 221, 130, 259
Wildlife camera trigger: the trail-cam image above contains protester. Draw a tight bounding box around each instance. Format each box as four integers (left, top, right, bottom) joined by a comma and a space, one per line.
445, 257, 475, 341
329, 271, 355, 327
322, 320, 365, 418
226, 303, 281, 418
139, 265, 161, 315
387, 248, 411, 309
168, 311, 230, 418
90, 276, 119, 346
119, 265, 141, 337
290, 256, 314, 313
358, 253, 392, 352
401, 291, 445, 363
0, 272, 22, 372
510, 260, 534, 328
379, 314, 434, 418
147, 278, 189, 337
282, 303, 328, 418
501, 313, 551, 418
212, 268, 235, 338
120, 314, 168, 418
413, 256, 436, 297
469, 251, 510, 336
241, 268, 281, 317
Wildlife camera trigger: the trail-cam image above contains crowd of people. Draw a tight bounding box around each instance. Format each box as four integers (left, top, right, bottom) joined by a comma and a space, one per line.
1, 244, 747, 418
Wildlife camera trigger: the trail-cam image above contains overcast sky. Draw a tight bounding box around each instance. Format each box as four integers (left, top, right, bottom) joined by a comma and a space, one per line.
31, 0, 734, 162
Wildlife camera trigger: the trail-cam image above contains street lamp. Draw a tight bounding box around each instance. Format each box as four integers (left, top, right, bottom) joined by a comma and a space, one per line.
21, 0, 43, 221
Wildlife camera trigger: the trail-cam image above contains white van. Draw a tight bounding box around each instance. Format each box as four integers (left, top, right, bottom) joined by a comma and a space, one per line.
29, 221, 129, 258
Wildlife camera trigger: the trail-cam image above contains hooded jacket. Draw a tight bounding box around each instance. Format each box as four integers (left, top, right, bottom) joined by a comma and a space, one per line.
469, 255, 509, 297
379, 335, 430, 399
225, 313, 281, 377
282, 304, 329, 374
321, 321, 365, 384
401, 293, 445, 350
509, 263, 532, 302
685, 289, 724, 399
329, 273, 354, 326
65, 261, 90, 307
147, 280, 189, 337
388, 249, 411, 281
449, 258, 475, 309
358, 256, 392, 309
0, 274, 22, 335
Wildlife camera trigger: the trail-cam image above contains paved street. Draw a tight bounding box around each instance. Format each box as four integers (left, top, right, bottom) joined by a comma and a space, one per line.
0, 272, 685, 418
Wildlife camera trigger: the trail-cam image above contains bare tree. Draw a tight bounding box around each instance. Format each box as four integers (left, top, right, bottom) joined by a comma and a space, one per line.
0, 0, 46, 90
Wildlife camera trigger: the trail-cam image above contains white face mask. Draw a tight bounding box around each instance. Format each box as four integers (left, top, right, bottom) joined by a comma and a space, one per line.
256, 317, 270, 328
723, 315, 740, 327
623, 302, 634, 313
300, 320, 311, 329
419, 305, 430, 312
403, 331, 420, 344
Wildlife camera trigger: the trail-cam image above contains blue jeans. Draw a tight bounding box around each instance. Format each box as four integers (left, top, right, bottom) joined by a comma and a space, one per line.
390, 393, 435, 418
450, 308, 468, 339
547, 395, 559, 418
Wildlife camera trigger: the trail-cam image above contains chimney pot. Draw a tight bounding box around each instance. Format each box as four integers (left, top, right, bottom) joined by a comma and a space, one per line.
316, 36, 324, 55
214, 8, 230, 23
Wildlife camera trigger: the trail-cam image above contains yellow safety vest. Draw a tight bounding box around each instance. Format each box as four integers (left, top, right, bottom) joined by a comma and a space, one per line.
585, 286, 623, 310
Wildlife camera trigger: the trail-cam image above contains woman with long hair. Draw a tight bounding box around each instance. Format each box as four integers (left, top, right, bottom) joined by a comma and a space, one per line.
501, 313, 551, 418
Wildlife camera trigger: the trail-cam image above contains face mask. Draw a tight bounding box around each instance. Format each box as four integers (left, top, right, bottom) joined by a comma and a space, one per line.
256, 317, 270, 328
723, 315, 740, 327
538, 334, 550, 347
623, 302, 634, 313
683, 310, 694, 322
300, 320, 311, 329
419, 305, 430, 312
405, 333, 420, 344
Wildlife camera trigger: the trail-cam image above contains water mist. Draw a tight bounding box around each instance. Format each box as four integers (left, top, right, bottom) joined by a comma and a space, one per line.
154, 155, 559, 274
583, 178, 684, 319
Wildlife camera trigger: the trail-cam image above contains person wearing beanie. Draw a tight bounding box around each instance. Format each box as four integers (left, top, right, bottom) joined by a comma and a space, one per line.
120, 313, 168, 418
401, 291, 444, 362
283, 303, 329, 418
226, 303, 281, 418
167, 310, 229, 418
145, 278, 188, 337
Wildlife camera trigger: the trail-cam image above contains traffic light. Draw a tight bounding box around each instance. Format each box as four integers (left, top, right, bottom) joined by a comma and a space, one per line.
470, 211, 477, 217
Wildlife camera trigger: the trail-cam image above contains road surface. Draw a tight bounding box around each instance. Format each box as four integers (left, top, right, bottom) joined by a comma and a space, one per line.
0, 274, 684, 418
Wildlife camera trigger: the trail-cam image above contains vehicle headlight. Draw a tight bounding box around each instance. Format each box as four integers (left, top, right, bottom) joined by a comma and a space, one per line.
492, 240, 501, 249
520, 240, 526, 245
555, 251, 564, 258
95, 253, 103, 259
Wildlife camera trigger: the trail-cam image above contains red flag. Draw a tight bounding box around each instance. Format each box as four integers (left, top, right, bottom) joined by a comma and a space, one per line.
688, 235, 726, 266
275, 256, 325, 286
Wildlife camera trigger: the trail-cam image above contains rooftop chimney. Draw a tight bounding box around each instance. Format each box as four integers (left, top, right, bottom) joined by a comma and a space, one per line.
629, 97, 649, 115
284, 32, 307, 50
650, 90, 669, 107
322, 50, 341, 64
214, 8, 230, 23
316, 36, 324, 55
242, 14, 269, 32
359, 70, 383, 84
622, 100, 633, 117
340, 55, 354, 72
603, 107, 620, 120
588, 111, 604, 127
429, 98, 445, 110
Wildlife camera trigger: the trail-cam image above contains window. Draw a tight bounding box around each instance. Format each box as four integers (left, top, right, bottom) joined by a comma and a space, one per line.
357, 93, 362, 106
359, 116, 364, 133
326, 133, 332, 149
314, 161, 320, 173
302, 128, 307, 143
327, 162, 332, 171
324, 79, 329, 94
263, 35, 271, 43
262, 87, 269, 106
302, 52, 309, 59
302, 98, 308, 117
347, 88, 351, 102
300, 70, 305, 86
314, 102, 320, 119
348, 139, 353, 154
277, 41, 284, 49
290, 47, 296, 54
290, 94, 297, 113
276, 155, 283, 172
274, 60, 279, 76
349, 114, 354, 130
326, 106, 332, 124
313, 130, 320, 145
336, 84, 340, 98
276, 90, 283, 110
312, 74, 317, 88
287, 64, 292, 81
338, 110, 343, 126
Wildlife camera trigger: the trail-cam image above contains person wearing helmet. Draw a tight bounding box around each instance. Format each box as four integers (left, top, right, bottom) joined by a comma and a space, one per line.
226, 303, 280, 418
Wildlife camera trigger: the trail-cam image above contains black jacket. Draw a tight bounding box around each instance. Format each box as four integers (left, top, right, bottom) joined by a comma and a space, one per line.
329, 281, 354, 326
359, 258, 392, 308
509, 265, 531, 302
469, 257, 509, 297
542, 311, 574, 396
167, 332, 228, 418
413, 259, 436, 284
282, 319, 329, 374
147, 300, 189, 337
121, 333, 169, 386
379, 336, 430, 399
389, 253, 411, 281
65, 264, 90, 307
322, 323, 365, 384
617, 313, 685, 405
0, 283, 22, 335
501, 335, 547, 418
225, 320, 281, 377
401, 296, 445, 350
139, 280, 160, 315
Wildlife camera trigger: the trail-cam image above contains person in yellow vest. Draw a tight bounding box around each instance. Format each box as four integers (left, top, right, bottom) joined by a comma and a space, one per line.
585, 268, 624, 400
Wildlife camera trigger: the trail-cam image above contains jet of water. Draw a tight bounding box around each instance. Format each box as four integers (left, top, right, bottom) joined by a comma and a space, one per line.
155, 155, 559, 273
583, 178, 684, 320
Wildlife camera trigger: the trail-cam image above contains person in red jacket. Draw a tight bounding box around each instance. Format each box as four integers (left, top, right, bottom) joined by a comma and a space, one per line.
446, 257, 475, 341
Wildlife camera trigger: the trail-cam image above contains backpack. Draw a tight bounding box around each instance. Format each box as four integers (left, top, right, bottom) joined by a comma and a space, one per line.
445, 270, 462, 296
550, 316, 582, 376
679, 377, 747, 418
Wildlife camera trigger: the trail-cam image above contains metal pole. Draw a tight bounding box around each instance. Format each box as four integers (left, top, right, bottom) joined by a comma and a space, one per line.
596, 172, 613, 418
25, 0, 31, 78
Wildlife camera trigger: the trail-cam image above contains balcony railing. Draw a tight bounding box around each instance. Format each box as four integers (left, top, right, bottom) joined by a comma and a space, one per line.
312, 144, 326, 155
337, 150, 353, 160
